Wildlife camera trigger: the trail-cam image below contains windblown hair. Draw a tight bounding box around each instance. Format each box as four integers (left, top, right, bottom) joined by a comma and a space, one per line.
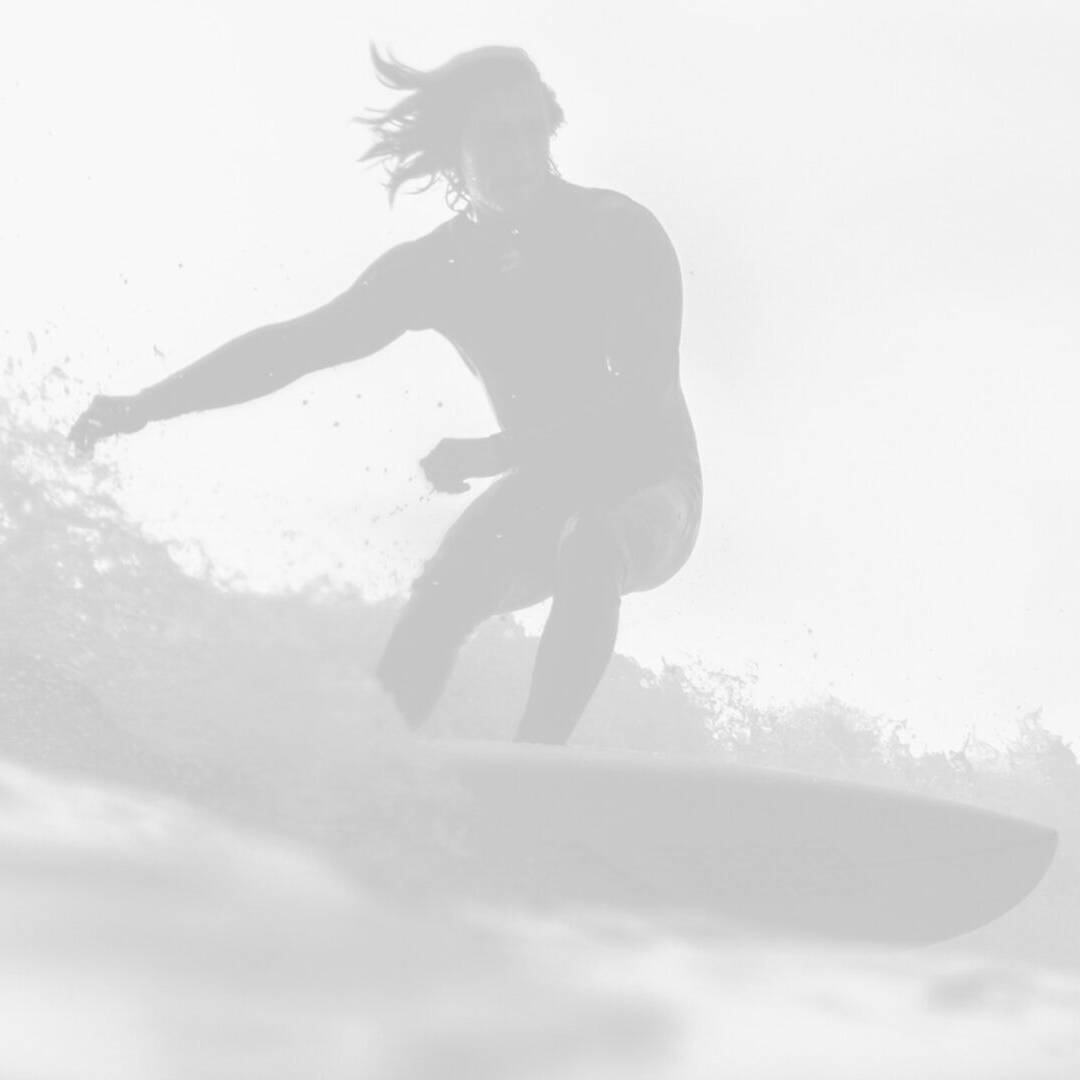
355, 43, 566, 211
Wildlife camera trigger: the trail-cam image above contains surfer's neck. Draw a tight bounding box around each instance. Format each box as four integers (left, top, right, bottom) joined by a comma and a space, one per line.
465, 174, 569, 230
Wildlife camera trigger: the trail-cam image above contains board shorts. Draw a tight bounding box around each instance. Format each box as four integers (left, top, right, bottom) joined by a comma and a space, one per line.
412, 464, 703, 618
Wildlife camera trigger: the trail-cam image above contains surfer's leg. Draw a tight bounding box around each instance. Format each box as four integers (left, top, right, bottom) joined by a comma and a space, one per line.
375, 473, 561, 730
514, 473, 701, 745
515, 511, 625, 745
375, 569, 490, 729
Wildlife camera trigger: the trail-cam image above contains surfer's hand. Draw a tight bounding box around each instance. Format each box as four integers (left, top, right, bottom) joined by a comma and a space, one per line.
420, 436, 510, 494
69, 394, 149, 454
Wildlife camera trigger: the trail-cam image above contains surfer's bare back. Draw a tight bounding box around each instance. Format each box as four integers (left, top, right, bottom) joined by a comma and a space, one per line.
70, 44, 703, 745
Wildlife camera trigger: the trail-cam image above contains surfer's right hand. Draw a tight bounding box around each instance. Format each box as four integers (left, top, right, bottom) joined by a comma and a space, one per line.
69, 394, 149, 454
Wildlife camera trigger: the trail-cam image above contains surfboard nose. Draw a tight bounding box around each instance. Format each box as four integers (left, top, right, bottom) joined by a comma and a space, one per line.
763, 813, 1060, 946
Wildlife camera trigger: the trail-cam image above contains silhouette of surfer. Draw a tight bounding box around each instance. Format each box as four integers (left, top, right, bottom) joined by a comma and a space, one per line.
69, 44, 703, 745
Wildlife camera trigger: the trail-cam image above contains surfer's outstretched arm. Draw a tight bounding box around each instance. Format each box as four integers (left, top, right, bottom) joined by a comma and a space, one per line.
69, 241, 422, 449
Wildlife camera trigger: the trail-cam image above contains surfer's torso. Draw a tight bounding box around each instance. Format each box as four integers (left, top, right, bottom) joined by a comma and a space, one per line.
389, 177, 702, 499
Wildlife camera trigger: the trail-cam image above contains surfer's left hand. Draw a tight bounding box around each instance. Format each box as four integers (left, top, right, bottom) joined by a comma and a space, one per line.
420, 436, 509, 494
69, 394, 148, 454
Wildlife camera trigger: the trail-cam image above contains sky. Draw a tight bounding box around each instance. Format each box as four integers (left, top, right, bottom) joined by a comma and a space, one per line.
3, 0, 1080, 749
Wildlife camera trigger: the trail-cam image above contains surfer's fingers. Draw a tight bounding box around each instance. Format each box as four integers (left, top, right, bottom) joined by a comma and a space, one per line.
421, 441, 470, 492
70, 396, 117, 447
68, 410, 102, 452
420, 463, 469, 494
69, 395, 146, 452
422, 462, 470, 494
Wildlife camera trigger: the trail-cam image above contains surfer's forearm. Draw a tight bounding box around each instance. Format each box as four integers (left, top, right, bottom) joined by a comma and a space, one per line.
134, 322, 311, 423
133, 244, 421, 424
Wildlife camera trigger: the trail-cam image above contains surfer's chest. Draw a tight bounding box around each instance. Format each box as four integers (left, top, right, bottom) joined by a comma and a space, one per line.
429, 216, 607, 339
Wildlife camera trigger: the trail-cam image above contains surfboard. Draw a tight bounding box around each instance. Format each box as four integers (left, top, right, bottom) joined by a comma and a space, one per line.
419, 739, 1058, 945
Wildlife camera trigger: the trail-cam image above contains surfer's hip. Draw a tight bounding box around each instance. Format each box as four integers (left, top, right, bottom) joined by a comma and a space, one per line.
577, 467, 702, 594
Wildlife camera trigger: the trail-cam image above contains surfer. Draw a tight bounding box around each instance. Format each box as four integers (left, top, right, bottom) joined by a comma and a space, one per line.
69, 44, 703, 745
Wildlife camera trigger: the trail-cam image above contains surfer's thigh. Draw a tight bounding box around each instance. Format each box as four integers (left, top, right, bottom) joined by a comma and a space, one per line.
410, 471, 568, 619
567, 471, 702, 596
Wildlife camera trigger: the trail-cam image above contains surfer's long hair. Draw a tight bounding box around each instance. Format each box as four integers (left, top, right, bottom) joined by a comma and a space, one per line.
355, 43, 566, 213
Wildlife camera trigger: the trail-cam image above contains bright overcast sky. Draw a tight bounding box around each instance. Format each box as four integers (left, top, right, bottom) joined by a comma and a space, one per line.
4, 1, 1080, 749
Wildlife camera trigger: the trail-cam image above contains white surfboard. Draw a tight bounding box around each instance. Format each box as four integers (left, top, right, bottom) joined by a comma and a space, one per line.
419, 739, 1058, 944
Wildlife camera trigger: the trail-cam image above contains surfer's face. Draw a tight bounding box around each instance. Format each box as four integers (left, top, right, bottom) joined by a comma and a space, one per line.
457, 81, 555, 219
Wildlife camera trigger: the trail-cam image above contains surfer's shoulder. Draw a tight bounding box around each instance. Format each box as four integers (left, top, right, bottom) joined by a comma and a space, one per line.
363, 215, 461, 287
583, 185, 639, 212
576, 185, 665, 236
399, 215, 461, 259
574, 186, 674, 263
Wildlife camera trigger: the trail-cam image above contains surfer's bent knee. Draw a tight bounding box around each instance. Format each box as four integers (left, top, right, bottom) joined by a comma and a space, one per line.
406, 559, 494, 629
555, 511, 629, 592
